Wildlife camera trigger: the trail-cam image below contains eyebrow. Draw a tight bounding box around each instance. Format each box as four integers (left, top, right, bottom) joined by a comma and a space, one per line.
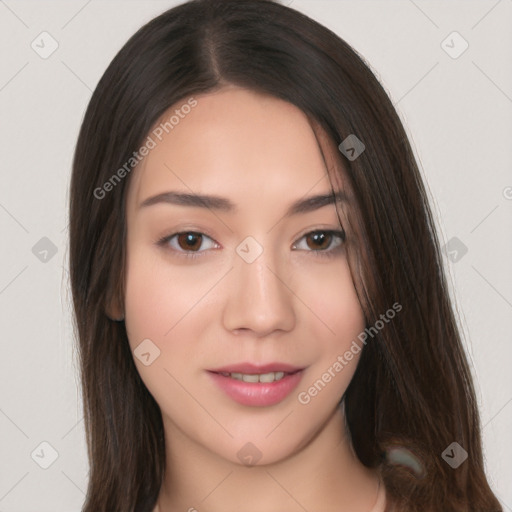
139, 190, 346, 217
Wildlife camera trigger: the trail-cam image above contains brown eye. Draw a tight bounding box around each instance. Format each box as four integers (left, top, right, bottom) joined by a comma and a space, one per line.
293, 230, 345, 255
158, 231, 218, 255
305, 231, 332, 250
176, 232, 203, 251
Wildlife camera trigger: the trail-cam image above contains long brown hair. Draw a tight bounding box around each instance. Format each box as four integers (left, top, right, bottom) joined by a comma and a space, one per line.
69, 1, 502, 510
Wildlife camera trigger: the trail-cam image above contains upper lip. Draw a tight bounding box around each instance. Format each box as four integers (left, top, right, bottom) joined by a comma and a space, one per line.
208, 362, 305, 374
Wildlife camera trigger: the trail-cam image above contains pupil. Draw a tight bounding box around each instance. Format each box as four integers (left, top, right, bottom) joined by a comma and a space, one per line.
309, 232, 330, 250
179, 233, 201, 250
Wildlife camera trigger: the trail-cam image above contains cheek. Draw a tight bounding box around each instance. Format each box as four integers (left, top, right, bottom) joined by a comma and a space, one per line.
124, 257, 169, 349
302, 261, 365, 349
296, 263, 365, 397
124, 246, 215, 347
123, 247, 219, 396
123, 249, 203, 415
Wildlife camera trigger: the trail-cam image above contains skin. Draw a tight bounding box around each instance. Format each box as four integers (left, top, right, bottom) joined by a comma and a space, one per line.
119, 85, 381, 512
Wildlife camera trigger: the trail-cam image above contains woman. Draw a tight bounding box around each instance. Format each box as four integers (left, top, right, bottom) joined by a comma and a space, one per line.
68, 0, 502, 510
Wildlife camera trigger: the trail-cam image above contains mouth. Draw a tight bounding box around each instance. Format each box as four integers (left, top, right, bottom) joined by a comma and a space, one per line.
214, 370, 299, 383
206, 363, 306, 407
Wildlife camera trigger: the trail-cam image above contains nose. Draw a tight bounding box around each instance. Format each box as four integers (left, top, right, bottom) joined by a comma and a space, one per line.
221, 245, 296, 337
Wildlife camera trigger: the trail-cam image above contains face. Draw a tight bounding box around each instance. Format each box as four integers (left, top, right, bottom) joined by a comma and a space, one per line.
123, 85, 365, 466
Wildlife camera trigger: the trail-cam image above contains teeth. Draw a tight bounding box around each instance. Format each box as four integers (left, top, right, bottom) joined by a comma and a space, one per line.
221, 371, 287, 383
242, 373, 260, 383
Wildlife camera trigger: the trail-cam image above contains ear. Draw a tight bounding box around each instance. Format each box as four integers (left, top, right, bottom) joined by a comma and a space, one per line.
106, 304, 124, 321
104, 287, 124, 321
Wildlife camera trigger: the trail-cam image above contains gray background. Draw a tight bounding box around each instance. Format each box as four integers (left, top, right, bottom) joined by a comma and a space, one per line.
0, 1, 511, 510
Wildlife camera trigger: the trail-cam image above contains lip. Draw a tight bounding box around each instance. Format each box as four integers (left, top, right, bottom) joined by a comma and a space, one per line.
206, 365, 305, 407
208, 362, 304, 374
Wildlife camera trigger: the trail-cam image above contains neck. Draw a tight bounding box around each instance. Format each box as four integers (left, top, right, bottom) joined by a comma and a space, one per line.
156, 405, 381, 512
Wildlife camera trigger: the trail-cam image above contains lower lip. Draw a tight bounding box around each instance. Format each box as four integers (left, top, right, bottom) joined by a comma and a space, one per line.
207, 370, 304, 407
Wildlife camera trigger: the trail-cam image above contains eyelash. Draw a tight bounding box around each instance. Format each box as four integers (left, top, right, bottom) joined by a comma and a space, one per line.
156, 229, 346, 260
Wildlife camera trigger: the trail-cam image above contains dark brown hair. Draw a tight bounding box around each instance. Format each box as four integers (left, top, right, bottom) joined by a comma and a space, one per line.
69, 1, 502, 510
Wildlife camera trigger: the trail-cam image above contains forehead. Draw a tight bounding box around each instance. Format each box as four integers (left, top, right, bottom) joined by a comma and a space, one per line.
127, 86, 336, 210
